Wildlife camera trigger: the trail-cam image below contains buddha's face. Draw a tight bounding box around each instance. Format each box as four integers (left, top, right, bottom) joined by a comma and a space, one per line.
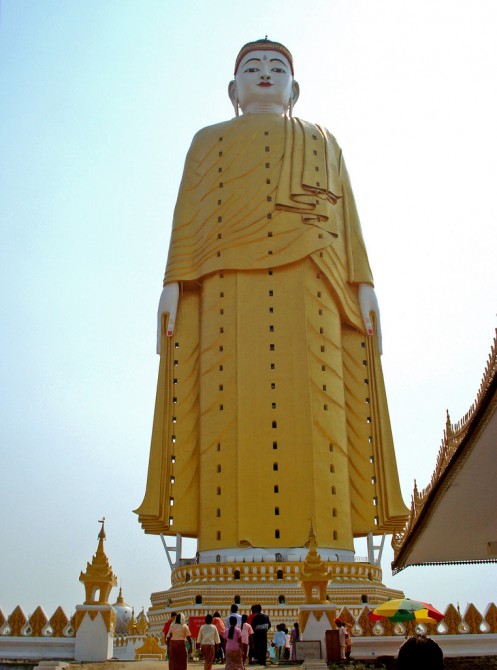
231, 49, 297, 114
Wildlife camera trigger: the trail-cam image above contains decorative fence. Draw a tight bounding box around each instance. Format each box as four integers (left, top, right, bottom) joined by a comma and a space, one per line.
1, 602, 497, 660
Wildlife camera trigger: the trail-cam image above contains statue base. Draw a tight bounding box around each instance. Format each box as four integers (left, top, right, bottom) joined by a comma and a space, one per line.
145, 558, 403, 633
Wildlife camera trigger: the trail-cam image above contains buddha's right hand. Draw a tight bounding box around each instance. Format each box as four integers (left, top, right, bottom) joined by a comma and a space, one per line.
156, 282, 179, 353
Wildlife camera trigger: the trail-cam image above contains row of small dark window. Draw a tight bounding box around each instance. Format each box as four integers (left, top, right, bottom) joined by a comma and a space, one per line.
190, 593, 370, 605
191, 594, 287, 604
213, 528, 339, 541
213, 530, 283, 540
213, 505, 338, 518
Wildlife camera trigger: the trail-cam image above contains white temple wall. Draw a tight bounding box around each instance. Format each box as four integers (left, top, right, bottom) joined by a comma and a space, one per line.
0, 637, 75, 660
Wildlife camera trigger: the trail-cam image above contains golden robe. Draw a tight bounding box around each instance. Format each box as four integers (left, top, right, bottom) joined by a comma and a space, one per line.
136, 114, 408, 552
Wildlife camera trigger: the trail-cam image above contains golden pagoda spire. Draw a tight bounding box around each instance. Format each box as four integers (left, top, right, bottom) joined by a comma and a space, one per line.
116, 586, 125, 606
79, 518, 117, 605
127, 608, 138, 635
136, 607, 149, 635
300, 521, 332, 603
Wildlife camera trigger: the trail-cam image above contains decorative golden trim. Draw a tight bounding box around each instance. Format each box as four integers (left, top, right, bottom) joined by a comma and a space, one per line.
73, 608, 116, 633
1, 602, 495, 637
392, 329, 497, 562
49, 606, 70, 637
73, 610, 85, 634
134, 634, 166, 660
7, 606, 27, 637
299, 610, 311, 631
171, 559, 383, 586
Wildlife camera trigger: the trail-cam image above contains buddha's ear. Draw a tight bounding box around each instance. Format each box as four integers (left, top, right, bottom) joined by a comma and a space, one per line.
291, 80, 300, 108
228, 80, 237, 108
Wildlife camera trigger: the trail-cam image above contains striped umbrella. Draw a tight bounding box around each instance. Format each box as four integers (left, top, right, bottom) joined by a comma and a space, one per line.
369, 598, 444, 623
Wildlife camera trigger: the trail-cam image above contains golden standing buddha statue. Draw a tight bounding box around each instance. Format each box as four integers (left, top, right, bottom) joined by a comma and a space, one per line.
135, 39, 408, 563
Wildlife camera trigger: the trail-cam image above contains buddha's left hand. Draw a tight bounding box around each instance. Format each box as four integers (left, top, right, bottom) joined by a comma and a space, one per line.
358, 284, 383, 355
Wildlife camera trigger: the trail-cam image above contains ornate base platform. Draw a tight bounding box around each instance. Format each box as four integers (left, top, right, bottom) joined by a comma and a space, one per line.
146, 558, 403, 633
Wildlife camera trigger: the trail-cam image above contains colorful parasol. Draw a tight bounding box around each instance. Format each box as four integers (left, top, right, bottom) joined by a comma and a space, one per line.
369, 598, 444, 623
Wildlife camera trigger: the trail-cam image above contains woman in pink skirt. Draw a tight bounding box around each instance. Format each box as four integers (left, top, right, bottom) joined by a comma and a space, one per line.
223, 616, 243, 670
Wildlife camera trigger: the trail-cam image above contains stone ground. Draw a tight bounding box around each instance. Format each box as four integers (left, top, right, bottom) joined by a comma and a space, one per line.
75, 664, 296, 670
72, 659, 497, 670
70, 660, 290, 670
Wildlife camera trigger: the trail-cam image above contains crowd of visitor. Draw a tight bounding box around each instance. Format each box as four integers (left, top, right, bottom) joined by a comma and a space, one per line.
162, 605, 300, 670
163, 608, 444, 669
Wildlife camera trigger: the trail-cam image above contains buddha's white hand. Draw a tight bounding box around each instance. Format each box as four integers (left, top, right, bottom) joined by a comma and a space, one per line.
156, 282, 179, 354
358, 284, 383, 355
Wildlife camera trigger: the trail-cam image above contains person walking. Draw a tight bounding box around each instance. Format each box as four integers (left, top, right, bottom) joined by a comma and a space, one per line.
251, 605, 271, 666
290, 623, 300, 662
240, 614, 254, 668
213, 612, 226, 664
284, 628, 291, 661
345, 624, 353, 662
166, 613, 192, 670
247, 606, 258, 664
224, 616, 243, 670
273, 625, 286, 661
198, 614, 221, 670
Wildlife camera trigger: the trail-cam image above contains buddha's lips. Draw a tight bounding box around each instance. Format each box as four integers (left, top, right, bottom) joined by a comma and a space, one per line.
257, 82, 273, 87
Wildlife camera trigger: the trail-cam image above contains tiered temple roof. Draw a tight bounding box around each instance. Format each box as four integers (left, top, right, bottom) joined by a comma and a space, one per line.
392, 329, 497, 571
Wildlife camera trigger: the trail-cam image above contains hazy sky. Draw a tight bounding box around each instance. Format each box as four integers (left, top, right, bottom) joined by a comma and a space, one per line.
1, 0, 496, 620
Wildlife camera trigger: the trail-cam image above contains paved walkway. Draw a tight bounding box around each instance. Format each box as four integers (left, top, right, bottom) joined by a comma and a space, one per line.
74, 664, 301, 670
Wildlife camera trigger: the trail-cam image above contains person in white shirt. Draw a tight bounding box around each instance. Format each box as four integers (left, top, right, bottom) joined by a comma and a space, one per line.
273, 625, 286, 661
240, 614, 254, 667
336, 621, 347, 661
225, 604, 242, 628
197, 614, 221, 670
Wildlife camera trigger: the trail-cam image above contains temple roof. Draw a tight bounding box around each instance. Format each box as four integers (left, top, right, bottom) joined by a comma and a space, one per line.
392, 329, 497, 572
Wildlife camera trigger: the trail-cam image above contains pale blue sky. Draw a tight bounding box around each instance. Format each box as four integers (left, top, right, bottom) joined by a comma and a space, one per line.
1, 0, 496, 619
